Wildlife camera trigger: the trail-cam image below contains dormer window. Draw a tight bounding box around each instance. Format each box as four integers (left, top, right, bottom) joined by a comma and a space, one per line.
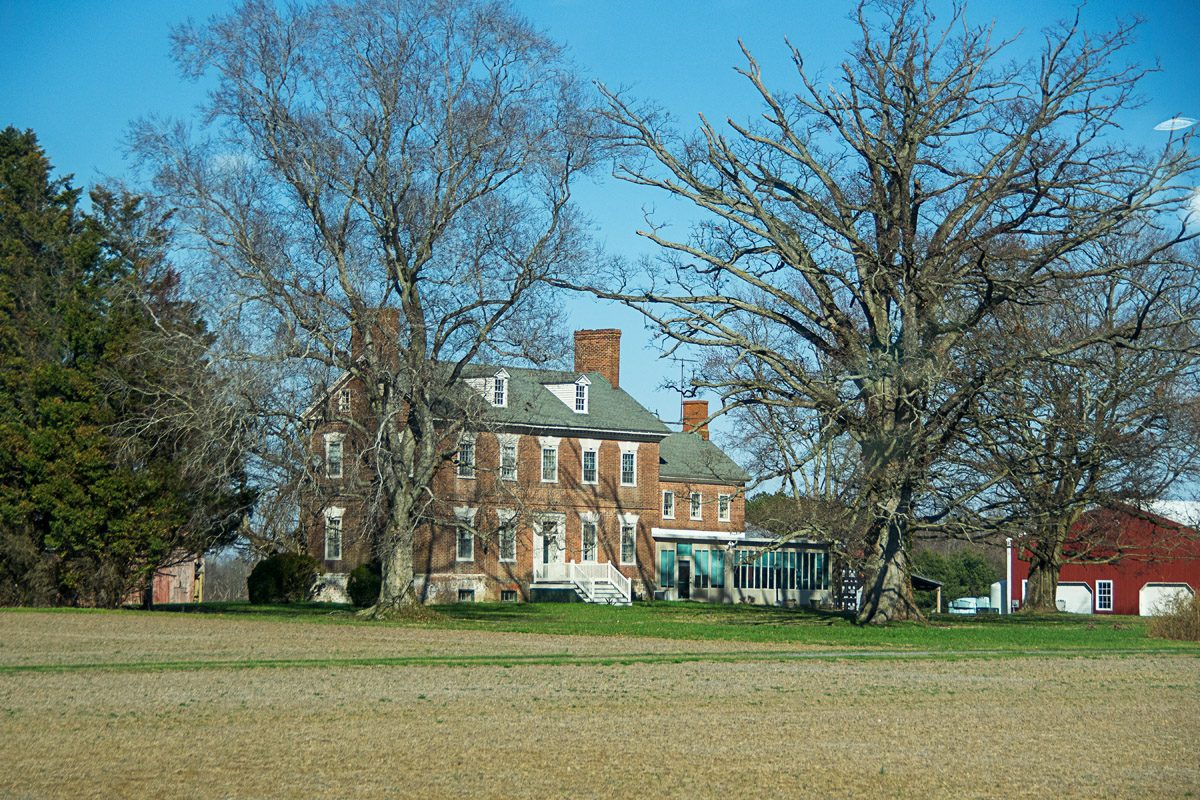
574, 375, 590, 413
492, 370, 509, 408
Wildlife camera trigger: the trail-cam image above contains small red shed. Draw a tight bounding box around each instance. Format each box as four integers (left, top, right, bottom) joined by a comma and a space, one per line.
1009, 503, 1200, 615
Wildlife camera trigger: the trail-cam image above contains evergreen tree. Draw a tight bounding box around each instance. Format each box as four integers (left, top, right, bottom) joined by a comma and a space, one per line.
0, 127, 252, 606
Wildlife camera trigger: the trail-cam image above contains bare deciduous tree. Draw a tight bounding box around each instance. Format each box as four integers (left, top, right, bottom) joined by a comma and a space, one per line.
135, 0, 599, 615
560, 1, 1199, 622
958, 249, 1200, 612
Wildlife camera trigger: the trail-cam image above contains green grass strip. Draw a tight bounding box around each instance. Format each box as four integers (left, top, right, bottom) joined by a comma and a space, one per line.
3, 647, 1196, 676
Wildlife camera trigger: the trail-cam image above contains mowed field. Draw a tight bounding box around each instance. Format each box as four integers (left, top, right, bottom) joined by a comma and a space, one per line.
1, 607, 1197, 799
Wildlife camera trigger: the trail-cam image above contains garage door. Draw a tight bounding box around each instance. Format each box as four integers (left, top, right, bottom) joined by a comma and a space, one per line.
1055, 582, 1093, 614
1139, 583, 1195, 616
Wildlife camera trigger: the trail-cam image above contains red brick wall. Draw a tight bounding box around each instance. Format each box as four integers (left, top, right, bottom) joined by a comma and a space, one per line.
574, 329, 621, 388
682, 400, 710, 440
657, 479, 745, 533
419, 432, 660, 599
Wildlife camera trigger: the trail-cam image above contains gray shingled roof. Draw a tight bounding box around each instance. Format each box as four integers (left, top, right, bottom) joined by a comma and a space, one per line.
462, 365, 670, 436
659, 431, 750, 484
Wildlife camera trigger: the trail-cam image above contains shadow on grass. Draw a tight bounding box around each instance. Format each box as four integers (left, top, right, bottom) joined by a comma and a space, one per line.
152, 601, 356, 617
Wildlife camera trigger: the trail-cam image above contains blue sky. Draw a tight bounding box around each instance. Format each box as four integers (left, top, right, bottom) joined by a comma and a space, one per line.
3, 0, 1199, 434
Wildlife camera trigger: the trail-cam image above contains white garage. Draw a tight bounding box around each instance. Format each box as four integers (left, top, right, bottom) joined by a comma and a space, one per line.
1138, 583, 1194, 616
1055, 582, 1093, 614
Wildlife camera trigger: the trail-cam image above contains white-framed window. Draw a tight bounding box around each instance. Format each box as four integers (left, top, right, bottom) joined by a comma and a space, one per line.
455, 507, 477, 562
499, 435, 518, 481
1096, 579, 1113, 612
574, 376, 590, 413
1022, 579, 1028, 601
619, 442, 639, 486
324, 433, 345, 478
718, 494, 731, 522
456, 528, 474, 561
580, 439, 599, 485
580, 512, 599, 562
457, 435, 476, 479
540, 436, 560, 483
662, 490, 675, 519
497, 509, 517, 563
324, 507, 344, 561
619, 513, 638, 566
336, 388, 351, 414
492, 370, 509, 407
690, 491, 702, 520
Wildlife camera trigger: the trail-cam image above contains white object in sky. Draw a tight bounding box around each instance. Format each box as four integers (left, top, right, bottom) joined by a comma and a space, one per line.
1154, 116, 1198, 131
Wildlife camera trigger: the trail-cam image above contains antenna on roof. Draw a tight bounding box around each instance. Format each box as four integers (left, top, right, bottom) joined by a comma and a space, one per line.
667, 355, 699, 429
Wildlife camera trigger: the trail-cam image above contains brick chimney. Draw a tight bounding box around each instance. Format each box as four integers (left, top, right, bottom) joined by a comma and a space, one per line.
350, 307, 400, 362
574, 328, 621, 389
682, 399, 710, 440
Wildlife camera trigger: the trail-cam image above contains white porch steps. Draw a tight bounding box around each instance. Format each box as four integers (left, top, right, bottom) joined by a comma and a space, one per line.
532, 561, 631, 606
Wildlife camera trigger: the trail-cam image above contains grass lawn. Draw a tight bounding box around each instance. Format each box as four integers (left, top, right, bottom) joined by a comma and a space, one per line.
1, 605, 1197, 798
140, 598, 1199, 655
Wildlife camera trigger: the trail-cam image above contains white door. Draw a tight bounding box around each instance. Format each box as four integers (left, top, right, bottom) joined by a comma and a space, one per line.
1056, 583, 1093, 614
1139, 583, 1194, 616
533, 517, 565, 581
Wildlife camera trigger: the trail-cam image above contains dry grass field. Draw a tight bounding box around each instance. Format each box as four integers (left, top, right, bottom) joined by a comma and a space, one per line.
1, 609, 1197, 799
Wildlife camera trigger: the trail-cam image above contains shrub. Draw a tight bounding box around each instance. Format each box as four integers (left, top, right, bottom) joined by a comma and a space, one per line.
347, 561, 382, 607
1148, 592, 1200, 642
246, 553, 319, 604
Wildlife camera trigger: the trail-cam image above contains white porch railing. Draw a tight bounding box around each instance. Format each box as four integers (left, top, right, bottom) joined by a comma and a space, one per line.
533, 560, 630, 604
533, 562, 571, 584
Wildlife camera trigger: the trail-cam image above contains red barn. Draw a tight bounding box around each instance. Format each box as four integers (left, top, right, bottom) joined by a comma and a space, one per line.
1009, 503, 1200, 615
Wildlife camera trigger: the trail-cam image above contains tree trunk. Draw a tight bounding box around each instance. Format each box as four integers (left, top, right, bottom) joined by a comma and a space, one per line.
856, 516, 922, 624
363, 512, 419, 618
1022, 557, 1061, 613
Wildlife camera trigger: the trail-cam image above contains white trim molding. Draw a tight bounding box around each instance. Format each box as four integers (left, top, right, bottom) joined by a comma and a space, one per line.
497, 508, 517, 563
323, 506, 345, 561
497, 433, 519, 481
618, 512, 639, 566
454, 506, 478, 562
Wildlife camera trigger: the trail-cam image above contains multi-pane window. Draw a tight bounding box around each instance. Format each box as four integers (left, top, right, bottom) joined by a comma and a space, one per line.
1096, 580, 1113, 612
457, 439, 475, 479
662, 491, 675, 519
621, 452, 636, 485
582, 520, 597, 561
620, 522, 637, 565
658, 549, 675, 588
733, 549, 828, 591
337, 388, 351, 414
500, 440, 518, 481
582, 449, 598, 484
325, 435, 344, 478
456, 527, 474, 561
718, 494, 731, 522
541, 445, 558, 482
493, 373, 507, 407
324, 511, 343, 561
574, 382, 588, 413
710, 549, 725, 589
690, 492, 702, 520
694, 549, 710, 589
689, 549, 726, 589
498, 521, 516, 563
